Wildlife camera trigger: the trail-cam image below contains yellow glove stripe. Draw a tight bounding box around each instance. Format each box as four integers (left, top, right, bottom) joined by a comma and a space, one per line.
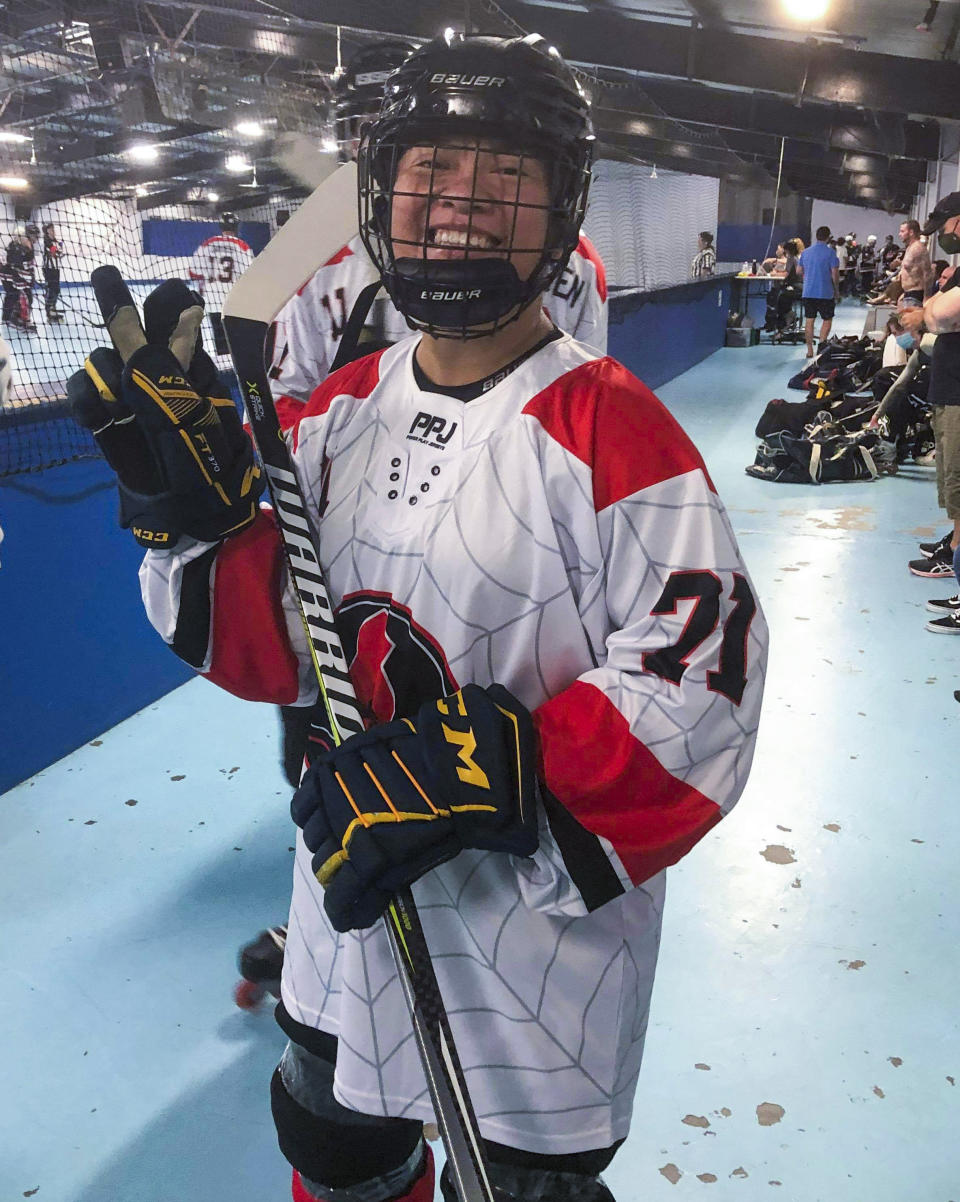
363, 763, 402, 819
239, 464, 260, 498
210, 395, 236, 410
130, 368, 186, 424
316, 850, 348, 888
215, 507, 257, 537
390, 749, 441, 815
494, 702, 527, 819
335, 769, 368, 827
450, 803, 498, 814
83, 356, 117, 402
176, 428, 214, 486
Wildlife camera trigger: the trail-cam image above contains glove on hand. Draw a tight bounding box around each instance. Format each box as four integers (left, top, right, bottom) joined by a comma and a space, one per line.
68, 268, 263, 548
291, 684, 540, 932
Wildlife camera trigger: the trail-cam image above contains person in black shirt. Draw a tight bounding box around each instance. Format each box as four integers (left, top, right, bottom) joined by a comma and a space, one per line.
42, 223, 63, 321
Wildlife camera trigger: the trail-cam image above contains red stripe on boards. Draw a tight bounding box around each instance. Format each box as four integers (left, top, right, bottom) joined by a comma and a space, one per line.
522, 357, 714, 511
534, 680, 723, 886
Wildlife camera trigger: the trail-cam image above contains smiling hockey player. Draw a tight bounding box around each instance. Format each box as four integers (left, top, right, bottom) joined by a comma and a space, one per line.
73, 33, 766, 1202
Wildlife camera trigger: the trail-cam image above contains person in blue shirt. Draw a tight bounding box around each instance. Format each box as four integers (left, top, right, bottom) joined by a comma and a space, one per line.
799, 225, 840, 358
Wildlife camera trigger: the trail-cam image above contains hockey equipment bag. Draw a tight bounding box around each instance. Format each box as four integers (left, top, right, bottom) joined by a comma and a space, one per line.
291, 684, 539, 933
788, 336, 874, 391
68, 271, 263, 548
746, 429, 885, 483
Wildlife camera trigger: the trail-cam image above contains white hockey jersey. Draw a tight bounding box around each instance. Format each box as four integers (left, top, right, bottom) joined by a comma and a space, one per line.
140, 333, 766, 1154
268, 232, 607, 429
188, 232, 255, 312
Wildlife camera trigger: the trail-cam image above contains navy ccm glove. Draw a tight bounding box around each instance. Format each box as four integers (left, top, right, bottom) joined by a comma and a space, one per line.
68, 268, 263, 549
291, 684, 540, 932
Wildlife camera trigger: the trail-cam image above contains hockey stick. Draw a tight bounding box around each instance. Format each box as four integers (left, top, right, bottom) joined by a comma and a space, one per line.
221, 162, 496, 1202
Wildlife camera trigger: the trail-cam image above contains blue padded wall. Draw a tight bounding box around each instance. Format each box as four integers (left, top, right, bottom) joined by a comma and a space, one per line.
608, 277, 732, 391
142, 219, 270, 257
0, 460, 192, 794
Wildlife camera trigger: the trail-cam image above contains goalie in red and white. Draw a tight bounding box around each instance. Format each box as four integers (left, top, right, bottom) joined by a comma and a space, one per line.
268, 41, 608, 432
78, 33, 767, 1202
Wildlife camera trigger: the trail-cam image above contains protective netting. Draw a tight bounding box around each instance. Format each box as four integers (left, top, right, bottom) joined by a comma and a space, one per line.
0, 196, 288, 476
0, 0, 335, 476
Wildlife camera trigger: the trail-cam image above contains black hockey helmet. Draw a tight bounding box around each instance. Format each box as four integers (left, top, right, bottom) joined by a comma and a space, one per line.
24, 222, 40, 238
357, 33, 594, 338
334, 41, 418, 161
219, 210, 239, 232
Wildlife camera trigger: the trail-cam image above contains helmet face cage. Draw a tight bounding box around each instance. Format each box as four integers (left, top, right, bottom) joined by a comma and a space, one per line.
357, 36, 593, 340
359, 131, 590, 339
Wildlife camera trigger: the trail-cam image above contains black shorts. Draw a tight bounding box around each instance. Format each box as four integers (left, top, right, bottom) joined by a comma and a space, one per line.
803, 298, 835, 320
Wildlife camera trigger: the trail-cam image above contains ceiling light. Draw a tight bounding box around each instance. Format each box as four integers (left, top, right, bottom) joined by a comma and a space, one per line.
127, 143, 159, 163
207, 190, 220, 203
0, 175, 29, 189
135, 184, 148, 197
782, 0, 829, 20
321, 137, 338, 154
225, 153, 250, 173
0, 131, 31, 144
235, 120, 265, 138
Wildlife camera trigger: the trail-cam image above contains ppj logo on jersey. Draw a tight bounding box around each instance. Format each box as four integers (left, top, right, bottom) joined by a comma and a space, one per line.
407, 411, 458, 450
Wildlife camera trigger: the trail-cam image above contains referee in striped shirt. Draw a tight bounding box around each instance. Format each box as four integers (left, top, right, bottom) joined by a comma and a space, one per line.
691, 231, 717, 278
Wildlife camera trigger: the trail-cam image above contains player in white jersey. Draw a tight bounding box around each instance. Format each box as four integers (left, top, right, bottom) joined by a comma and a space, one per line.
70, 34, 767, 1202
188, 210, 255, 360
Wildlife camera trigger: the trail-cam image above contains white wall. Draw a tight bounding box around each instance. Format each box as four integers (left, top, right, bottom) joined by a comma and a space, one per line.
810, 199, 905, 245
586, 160, 720, 290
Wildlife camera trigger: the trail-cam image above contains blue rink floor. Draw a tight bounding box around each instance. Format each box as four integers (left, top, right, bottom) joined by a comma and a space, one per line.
3, 303, 958, 1201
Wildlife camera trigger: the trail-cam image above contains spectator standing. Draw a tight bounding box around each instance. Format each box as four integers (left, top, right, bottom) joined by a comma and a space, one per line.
897, 219, 934, 307
835, 235, 848, 288
690, 230, 716, 278
901, 196, 960, 622
881, 234, 901, 271
799, 224, 840, 358
859, 234, 878, 296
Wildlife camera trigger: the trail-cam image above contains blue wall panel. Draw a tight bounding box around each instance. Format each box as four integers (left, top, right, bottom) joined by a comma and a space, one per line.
717, 223, 795, 265
608, 278, 731, 391
142, 219, 270, 257
0, 460, 192, 793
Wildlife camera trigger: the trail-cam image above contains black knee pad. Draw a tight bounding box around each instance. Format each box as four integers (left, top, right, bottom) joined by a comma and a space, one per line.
440, 1160, 617, 1202
270, 1047, 422, 1188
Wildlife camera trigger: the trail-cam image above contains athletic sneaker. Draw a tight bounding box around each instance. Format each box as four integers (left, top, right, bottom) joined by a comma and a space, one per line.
927, 594, 960, 614
925, 612, 960, 634
909, 549, 955, 578
919, 532, 952, 558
